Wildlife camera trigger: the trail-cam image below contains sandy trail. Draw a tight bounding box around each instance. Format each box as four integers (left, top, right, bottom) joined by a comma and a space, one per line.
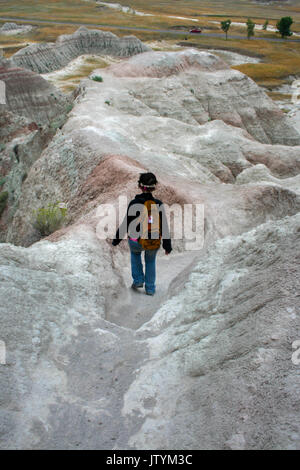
106, 248, 202, 330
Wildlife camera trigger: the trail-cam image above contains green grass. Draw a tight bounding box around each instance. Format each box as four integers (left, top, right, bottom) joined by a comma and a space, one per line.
91, 75, 103, 82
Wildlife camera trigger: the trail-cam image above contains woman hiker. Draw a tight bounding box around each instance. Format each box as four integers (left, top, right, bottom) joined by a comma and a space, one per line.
112, 172, 172, 296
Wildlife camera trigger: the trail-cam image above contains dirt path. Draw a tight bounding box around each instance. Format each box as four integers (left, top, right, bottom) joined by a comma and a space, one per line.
106, 248, 202, 330
42, 247, 204, 449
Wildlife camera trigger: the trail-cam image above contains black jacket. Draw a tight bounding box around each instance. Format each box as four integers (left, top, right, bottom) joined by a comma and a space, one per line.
112, 193, 172, 253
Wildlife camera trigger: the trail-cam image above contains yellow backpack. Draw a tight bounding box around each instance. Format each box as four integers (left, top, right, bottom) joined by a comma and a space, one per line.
138, 199, 161, 250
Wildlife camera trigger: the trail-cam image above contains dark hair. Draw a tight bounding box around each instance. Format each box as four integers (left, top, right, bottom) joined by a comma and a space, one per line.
138, 172, 157, 191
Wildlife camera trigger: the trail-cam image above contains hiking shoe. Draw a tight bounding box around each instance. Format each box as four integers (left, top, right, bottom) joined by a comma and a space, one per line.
145, 291, 155, 296
131, 283, 143, 290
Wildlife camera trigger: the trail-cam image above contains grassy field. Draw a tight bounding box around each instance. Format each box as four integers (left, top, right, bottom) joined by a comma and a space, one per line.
2, 0, 300, 21
1, 0, 300, 93
178, 33, 300, 88
1, 0, 300, 30
125, 0, 300, 19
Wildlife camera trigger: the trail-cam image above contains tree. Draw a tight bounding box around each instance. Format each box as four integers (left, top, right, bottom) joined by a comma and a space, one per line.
262, 19, 269, 31
221, 19, 231, 40
276, 16, 293, 38
246, 18, 255, 39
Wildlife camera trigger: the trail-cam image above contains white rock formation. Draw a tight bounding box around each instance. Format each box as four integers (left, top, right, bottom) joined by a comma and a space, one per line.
11, 27, 151, 74
0, 55, 71, 124
125, 212, 300, 450
0, 48, 300, 449
0, 22, 33, 35
0, 56, 72, 241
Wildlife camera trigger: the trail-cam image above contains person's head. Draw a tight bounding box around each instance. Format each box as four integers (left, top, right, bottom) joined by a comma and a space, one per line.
138, 172, 157, 193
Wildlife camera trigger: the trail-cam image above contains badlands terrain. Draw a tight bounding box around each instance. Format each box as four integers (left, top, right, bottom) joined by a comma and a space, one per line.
0, 2, 300, 451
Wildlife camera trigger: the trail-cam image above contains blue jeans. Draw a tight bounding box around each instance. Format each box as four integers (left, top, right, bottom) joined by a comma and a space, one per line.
128, 239, 159, 294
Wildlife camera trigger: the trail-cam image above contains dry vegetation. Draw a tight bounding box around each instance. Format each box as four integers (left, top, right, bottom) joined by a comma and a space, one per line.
43, 55, 122, 93
1, 0, 300, 31
232, 41, 300, 87
1, 0, 300, 91
172, 33, 300, 89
